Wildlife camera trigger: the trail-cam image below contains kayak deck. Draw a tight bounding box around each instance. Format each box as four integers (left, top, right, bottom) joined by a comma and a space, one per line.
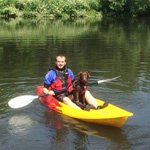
54, 99, 132, 127
37, 86, 133, 128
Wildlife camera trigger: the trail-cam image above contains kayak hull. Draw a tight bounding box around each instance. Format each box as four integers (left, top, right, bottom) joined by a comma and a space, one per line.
36, 86, 133, 128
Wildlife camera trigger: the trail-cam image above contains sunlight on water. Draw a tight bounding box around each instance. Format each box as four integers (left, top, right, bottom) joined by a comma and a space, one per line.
8, 115, 33, 135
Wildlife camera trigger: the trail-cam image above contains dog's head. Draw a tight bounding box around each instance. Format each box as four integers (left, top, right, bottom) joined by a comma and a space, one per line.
78, 71, 91, 84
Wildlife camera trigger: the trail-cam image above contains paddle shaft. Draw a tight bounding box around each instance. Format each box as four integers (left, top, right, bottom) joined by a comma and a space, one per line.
87, 81, 98, 86
87, 76, 120, 86
26, 76, 120, 98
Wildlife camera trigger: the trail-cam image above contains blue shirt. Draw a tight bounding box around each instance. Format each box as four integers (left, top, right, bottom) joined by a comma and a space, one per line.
44, 68, 74, 85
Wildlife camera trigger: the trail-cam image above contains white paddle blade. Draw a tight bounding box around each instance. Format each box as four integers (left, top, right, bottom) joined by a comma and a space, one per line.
8, 95, 38, 109
97, 76, 120, 84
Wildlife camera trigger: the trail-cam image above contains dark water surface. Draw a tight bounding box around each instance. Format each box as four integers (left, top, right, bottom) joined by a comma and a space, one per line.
0, 18, 150, 150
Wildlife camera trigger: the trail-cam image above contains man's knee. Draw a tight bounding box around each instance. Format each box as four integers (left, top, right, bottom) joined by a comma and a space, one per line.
85, 90, 90, 95
63, 97, 71, 104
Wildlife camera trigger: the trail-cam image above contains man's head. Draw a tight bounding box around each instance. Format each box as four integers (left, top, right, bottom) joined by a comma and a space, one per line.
55, 54, 66, 69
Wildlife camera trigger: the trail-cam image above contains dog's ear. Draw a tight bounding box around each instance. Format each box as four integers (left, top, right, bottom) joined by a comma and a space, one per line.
87, 72, 91, 77
78, 72, 82, 76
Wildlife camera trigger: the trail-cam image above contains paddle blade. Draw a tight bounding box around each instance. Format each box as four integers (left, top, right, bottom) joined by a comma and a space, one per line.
97, 76, 120, 84
8, 95, 38, 109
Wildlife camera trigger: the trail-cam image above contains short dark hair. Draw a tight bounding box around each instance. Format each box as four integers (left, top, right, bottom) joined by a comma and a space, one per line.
55, 54, 66, 62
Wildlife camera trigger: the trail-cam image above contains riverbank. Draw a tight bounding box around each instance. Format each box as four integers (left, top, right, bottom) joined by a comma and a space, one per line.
0, 0, 150, 20
0, 0, 102, 20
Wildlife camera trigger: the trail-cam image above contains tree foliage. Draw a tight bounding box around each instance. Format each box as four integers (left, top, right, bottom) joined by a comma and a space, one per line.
100, 0, 150, 17
0, 0, 100, 19
0, 0, 150, 18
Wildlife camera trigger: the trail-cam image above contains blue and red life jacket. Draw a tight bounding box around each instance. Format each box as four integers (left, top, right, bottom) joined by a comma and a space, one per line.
49, 67, 74, 93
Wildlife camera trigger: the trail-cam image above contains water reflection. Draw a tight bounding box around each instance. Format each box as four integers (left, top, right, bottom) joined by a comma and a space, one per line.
44, 109, 132, 150
8, 115, 33, 135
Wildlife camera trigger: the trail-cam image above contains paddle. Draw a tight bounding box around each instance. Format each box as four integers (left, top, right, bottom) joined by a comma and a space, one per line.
8, 76, 120, 109
87, 76, 120, 85
8, 88, 67, 109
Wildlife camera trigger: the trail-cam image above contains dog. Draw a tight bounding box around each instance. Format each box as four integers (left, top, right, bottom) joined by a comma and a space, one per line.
68, 71, 90, 109
74, 71, 90, 105
69, 71, 108, 110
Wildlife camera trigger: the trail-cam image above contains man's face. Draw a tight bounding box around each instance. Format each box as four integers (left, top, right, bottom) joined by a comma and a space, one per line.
55, 56, 66, 69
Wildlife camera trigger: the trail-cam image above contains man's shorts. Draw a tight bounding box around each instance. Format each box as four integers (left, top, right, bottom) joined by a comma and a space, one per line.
54, 91, 73, 102
54, 93, 66, 102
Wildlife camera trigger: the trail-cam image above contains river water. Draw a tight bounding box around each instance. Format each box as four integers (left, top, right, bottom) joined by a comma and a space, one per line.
0, 18, 150, 150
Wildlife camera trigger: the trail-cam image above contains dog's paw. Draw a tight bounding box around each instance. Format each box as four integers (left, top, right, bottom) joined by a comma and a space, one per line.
84, 104, 95, 111
76, 101, 86, 109
97, 102, 109, 109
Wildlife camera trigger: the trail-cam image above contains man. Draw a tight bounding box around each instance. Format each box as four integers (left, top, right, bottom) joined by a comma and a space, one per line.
43, 54, 106, 110
43, 54, 81, 109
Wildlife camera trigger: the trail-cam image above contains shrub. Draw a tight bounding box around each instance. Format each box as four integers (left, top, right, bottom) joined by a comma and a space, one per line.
0, 0, 100, 19
1, 7, 21, 18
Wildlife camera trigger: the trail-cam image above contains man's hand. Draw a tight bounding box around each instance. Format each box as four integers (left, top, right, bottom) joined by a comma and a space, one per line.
43, 88, 55, 95
48, 90, 55, 95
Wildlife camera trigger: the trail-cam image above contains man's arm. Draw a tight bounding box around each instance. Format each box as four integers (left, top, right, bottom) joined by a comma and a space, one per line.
43, 70, 56, 95
68, 69, 74, 81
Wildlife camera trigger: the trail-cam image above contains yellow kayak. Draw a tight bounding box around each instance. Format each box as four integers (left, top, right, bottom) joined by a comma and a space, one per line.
37, 86, 133, 128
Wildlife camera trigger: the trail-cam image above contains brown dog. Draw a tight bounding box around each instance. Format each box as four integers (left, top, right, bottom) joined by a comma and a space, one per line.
74, 71, 90, 105
68, 71, 90, 109
69, 71, 108, 110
